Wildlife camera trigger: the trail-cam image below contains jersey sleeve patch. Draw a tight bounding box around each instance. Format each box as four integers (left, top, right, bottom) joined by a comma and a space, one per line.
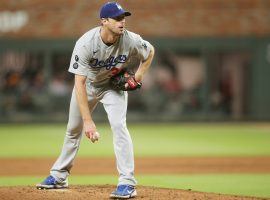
68, 43, 91, 76
133, 35, 151, 61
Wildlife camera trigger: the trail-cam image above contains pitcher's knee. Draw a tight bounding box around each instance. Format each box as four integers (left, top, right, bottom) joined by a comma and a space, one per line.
110, 121, 127, 132
66, 123, 83, 136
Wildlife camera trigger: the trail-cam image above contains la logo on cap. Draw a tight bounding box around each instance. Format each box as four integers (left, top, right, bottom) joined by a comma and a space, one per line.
116, 4, 122, 10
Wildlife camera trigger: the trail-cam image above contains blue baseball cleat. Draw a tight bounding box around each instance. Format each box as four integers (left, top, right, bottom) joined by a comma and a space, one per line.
110, 184, 137, 199
36, 175, 68, 189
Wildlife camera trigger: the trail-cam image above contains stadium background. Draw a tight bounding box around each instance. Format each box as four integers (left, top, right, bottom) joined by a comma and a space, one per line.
1, 0, 270, 122
0, 0, 270, 199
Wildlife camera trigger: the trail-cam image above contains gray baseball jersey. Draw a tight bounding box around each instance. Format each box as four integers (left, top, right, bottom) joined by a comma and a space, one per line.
68, 26, 151, 89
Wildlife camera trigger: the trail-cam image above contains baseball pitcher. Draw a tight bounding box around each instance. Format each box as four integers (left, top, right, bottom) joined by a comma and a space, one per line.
36, 2, 155, 199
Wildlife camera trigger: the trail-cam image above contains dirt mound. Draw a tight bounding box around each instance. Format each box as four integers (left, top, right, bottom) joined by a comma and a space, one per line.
0, 185, 266, 200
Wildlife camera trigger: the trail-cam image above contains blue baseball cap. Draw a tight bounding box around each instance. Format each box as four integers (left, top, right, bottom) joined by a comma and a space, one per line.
100, 2, 131, 18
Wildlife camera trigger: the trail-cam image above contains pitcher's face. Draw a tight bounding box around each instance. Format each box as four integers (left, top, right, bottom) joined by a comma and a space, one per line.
102, 14, 126, 35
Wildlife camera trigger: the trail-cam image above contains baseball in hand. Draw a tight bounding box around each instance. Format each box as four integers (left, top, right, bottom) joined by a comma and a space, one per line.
91, 131, 100, 143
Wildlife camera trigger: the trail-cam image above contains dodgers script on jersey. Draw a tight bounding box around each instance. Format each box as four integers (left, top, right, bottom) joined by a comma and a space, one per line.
68, 26, 151, 88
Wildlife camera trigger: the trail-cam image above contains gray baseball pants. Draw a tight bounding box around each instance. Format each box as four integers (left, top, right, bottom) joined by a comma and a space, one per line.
50, 87, 136, 186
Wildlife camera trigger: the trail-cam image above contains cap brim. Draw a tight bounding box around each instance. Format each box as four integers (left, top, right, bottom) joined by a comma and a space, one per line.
124, 11, 131, 16
110, 10, 131, 18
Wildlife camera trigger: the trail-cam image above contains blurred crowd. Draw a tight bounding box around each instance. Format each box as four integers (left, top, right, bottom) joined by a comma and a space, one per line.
0, 51, 73, 118
0, 49, 247, 121
0, 52, 44, 115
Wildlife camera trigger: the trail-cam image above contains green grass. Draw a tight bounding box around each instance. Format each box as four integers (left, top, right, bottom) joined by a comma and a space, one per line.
0, 123, 270, 157
0, 174, 270, 198
0, 123, 270, 198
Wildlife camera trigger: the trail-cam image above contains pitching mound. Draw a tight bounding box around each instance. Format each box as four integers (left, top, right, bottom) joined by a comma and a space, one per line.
0, 185, 265, 200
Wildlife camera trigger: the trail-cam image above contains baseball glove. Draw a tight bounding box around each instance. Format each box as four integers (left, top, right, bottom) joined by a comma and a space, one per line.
110, 69, 142, 91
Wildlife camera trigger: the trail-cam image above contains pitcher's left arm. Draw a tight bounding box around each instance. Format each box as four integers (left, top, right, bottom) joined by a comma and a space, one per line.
135, 44, 155, 82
